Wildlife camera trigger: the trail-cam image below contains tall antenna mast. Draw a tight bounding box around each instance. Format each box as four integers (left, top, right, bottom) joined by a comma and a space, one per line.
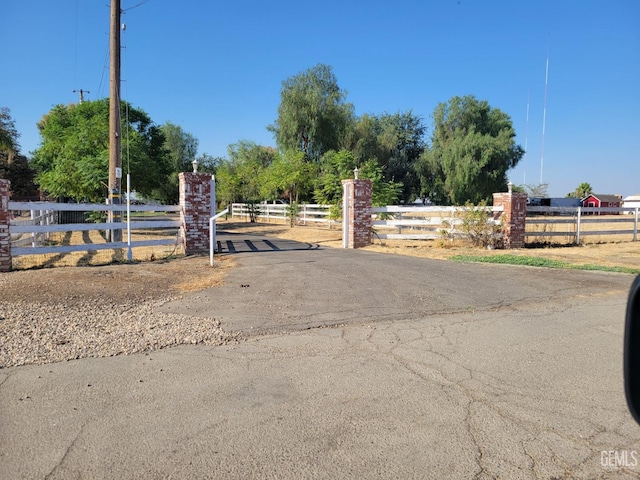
524, 89, 530, 186
540, 35, 550, 184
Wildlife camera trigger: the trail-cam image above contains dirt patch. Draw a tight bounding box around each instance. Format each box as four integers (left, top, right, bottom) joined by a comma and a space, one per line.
1, 255, 235, 306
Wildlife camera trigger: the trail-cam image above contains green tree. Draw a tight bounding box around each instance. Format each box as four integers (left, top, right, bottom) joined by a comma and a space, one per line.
0, 107, 20, 161
195, 153, 223, 174
0, 107, 39, 198
314, 149, 402, 211
157, 121, 200, 203
215, 141, 277, 206
0, 152, 38, 199
262, 149, 316, 205
416, 95, 524, 205
32, 99, 172, 203
345, 111, 426, 203
161, 121, 198, 172
567, 182, 593, 199
268, 64, 354, 161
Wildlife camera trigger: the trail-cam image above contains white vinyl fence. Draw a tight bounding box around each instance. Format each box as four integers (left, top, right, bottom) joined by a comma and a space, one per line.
229, 203, 639, 245
526, 206, 639, 244
9, 201, 181, 257
371, 205, 503, 241
231, 203, 335, 226
230, 203, 503, 241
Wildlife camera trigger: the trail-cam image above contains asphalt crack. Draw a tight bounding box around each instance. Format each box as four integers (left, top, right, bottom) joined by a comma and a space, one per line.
44, 424, 85, 479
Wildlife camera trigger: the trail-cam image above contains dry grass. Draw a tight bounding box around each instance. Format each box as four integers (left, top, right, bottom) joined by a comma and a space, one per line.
526, 214, 638, 244
173, 255, 236, 293
11, 229, 183, 270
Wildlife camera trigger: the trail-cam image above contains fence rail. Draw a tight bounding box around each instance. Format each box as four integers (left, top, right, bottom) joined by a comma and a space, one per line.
9, 201, 182, 257
229, 203, 639, 245
526, 206, 639, 243
372, 205, 503, 241
231, 203, 335, 226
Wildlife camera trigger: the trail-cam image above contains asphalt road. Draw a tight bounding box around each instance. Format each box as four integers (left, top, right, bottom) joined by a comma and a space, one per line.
1, 231, 639, 479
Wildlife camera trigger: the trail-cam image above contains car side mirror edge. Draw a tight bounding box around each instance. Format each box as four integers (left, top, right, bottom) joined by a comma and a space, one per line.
624, 275, 640, 424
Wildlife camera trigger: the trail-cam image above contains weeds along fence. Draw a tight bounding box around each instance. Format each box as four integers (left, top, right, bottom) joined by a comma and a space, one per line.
231, 203, 336, 227
9, 201, 182, 269
371, 205, 503, 242
526, 206, 639, 244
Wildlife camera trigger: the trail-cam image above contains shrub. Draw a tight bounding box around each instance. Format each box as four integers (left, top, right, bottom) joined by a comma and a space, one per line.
441, 200, 503, 248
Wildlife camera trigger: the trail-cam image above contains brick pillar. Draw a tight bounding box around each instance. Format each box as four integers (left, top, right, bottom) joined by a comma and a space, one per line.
179, 172, 213, 255
0, 179, 11, 272
493, 188, 527, 249
342, 178, 372, 249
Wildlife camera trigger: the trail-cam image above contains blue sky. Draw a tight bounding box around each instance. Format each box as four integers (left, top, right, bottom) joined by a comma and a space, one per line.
2, 0, 639, 197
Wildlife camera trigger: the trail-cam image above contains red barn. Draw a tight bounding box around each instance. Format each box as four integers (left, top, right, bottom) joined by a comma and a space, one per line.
582, 194, 622, 215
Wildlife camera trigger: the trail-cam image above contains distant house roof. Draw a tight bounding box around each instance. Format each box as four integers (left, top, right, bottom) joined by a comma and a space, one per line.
623, 194, 640, 201
583, 194, 622, 203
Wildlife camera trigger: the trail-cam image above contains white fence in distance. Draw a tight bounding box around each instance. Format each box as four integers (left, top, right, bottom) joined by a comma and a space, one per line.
9, 201, 182, 256
231, 203, 336, 226
526, 206, 639, 243
229, 203, 639, 244
231, 203, 504, 241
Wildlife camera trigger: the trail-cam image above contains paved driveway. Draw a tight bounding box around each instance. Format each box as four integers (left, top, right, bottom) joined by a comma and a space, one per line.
1, 230, 639, 479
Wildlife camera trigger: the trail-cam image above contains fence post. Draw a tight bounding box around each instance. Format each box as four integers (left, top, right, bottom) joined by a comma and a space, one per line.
634, 208, 638, 242
0, 179, 11, 272
341, 176, 372, 248
576, 207, 582, 245
449, 207, 455, 240
179, 171, 214, 255
492, 186, 527, 249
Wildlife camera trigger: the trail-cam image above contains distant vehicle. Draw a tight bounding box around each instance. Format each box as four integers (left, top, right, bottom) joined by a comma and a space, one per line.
528, 197, 581, 208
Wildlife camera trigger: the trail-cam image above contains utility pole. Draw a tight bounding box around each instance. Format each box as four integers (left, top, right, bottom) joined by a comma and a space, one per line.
109, 0, 122, 241
73, 89, 90, 103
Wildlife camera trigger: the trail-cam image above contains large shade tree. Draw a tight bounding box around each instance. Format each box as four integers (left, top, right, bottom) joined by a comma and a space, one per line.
0, 107, 38, 198
0, 107, 20, 158
32, 99, 172, 203
314, 149, 402, 209
262, 149, 316, 205
345, 111, 426, 203
215, 141, 278, 206
268, 64, 354, 161
416, 95, 524, 205
157, 121, 200, 203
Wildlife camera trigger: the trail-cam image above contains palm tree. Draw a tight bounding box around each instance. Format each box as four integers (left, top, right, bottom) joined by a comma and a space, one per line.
575, 182, 593, 199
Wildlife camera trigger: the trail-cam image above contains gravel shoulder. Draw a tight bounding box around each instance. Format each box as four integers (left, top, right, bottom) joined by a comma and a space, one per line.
0, 256, 239, 368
